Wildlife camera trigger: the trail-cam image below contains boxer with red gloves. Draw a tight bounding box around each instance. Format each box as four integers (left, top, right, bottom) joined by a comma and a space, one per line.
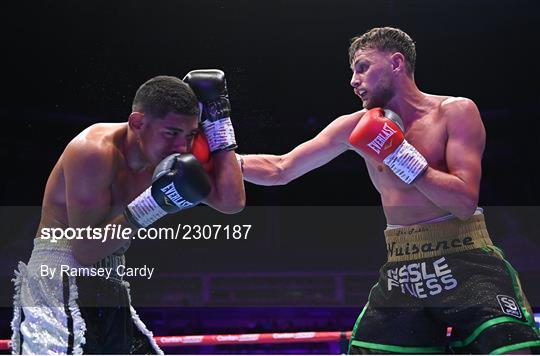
238, 27, 540, 354
349, 107, 427, 184
11, 74, 245, 354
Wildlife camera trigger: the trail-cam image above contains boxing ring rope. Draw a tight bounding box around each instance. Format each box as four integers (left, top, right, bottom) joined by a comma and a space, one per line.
1, 315, 538, 350
0, 331, 352, 350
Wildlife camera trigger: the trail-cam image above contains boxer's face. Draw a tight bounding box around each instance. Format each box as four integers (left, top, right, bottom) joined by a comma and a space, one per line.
139, 112, 199, 165
350, 48, 395, 109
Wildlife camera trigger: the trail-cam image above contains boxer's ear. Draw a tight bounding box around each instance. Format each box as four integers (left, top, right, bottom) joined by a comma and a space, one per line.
390, 52, 406, 73
128, 112, 145, 132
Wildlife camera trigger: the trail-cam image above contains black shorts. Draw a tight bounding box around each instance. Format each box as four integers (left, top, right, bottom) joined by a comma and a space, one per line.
348, 246, 540, 354
76, 276, 160, 354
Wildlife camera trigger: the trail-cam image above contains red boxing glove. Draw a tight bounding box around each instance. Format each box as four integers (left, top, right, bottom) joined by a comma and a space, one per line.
349, 108, 427, 184
191, 132, 214, 173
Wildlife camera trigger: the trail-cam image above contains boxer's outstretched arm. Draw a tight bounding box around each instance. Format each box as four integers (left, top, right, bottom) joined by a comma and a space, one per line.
204, 150, 245, 214
242, 113, 361, 185
413, 98, 485, 220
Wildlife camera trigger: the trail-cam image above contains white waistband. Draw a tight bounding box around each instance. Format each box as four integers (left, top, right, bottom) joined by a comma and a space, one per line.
386, 207, 484, 230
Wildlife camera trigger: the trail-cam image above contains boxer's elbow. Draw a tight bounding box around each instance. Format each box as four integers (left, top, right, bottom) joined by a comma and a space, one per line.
454, 208, 475, 221
222, 197, 246, 214
454, 193, 478, 221
213, 192, 246, 214
214, 202, 245, 214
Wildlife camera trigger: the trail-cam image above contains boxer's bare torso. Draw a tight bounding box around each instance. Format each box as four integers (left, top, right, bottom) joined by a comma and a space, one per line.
241, 42, 486, 226
36, 107, 244, 265
37, 123, 151, 236
350, 94, 454, 225
241, 93, 485, 226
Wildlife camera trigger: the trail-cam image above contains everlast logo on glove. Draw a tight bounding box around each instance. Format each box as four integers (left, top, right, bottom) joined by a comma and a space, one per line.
367, 122, 397, 154
387, 257, 458, 298
160, 182, 193, 209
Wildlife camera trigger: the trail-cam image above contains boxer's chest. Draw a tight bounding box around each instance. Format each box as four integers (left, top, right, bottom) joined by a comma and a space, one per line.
111, 168, 153, 209
365, 112, 448, 191
403, 114, 448, 171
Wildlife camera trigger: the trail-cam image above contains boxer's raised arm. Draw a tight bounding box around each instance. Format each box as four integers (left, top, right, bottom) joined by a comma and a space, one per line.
184, 70, 246, 214
241, 113, 361, 185
204, 150, 245, 214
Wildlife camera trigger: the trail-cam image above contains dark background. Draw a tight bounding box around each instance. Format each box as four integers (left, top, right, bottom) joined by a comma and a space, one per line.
1, 0, 539, 352
1, 0, 539, 205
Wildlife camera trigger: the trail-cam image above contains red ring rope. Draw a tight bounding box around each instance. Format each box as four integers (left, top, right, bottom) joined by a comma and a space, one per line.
0, 331, 352, 350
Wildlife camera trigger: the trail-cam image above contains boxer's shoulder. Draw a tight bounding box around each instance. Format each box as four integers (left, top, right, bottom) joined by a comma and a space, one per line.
62, 123, 124, 179
437, 96, 479, 119
439, 97, 484, 134
417, 95, 480, 128
440, 96, 478, 114
76, 122, 126, 147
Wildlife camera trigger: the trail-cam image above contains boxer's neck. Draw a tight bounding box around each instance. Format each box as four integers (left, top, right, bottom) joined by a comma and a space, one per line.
123, 125, 152, 172
384, 79, 430, 129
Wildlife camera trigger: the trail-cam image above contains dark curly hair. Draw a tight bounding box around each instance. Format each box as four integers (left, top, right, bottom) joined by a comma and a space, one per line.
349, 27, 416, 75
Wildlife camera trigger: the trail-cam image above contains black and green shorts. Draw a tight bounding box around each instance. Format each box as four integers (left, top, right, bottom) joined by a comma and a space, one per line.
349, 214, 540, 354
